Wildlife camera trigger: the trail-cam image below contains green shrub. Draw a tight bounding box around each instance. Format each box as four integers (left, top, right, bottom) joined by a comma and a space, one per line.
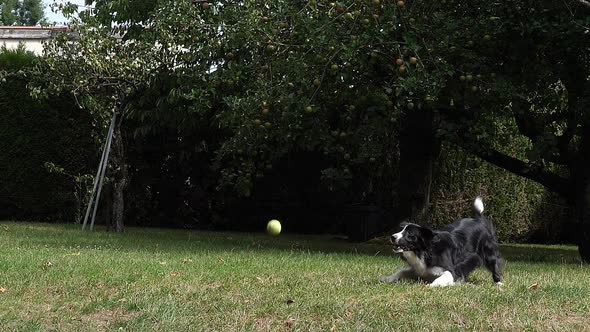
430, 142, 568, 243
0, 43, 37, 69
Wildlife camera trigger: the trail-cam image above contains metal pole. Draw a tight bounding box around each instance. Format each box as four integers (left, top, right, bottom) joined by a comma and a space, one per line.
81, 138, 108, 230
82, 113, 117, 231
89, 112, 118, 231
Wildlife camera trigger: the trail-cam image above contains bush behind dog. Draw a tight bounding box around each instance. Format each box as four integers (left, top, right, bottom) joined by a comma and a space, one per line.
430, 143, 569, 243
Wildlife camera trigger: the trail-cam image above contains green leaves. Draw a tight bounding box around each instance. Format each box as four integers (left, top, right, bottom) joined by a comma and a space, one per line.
0, 0, 44, 26
36, 0, 589, 197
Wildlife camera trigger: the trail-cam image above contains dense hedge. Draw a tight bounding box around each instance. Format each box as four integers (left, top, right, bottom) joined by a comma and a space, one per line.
0, 48, 96, 222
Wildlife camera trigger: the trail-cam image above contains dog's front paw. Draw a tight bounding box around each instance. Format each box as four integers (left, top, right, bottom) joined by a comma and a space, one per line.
428, 271, 454, 287
379, 275, 398, 283
428, 280, 455, 287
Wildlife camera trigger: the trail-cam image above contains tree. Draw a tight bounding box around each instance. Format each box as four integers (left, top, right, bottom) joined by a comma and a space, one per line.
35, 3, 170, 231
0, 0, 44, 26
40, 0, 590, 260
408, 0, 589, 259
39, 0, 414, 231
168, 0, 590, 258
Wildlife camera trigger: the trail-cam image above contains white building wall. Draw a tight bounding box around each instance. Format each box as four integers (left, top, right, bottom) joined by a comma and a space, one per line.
0, 27, 68, 55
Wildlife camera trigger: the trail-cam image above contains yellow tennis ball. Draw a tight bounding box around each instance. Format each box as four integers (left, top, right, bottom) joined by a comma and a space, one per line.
266, 219, 281, 235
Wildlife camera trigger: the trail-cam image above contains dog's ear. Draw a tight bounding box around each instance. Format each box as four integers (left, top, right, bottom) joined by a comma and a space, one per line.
398, 219, 411, 228
419, 226, 435, 242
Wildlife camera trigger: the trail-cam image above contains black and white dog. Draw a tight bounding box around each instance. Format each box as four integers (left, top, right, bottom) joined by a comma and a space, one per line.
379, 197, 503, 287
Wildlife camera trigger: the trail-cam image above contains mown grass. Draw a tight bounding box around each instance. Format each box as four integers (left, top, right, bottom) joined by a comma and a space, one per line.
0, 222, 589, 331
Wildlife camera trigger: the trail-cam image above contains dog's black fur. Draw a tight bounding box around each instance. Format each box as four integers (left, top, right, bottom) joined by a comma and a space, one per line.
383, 197, 503, 285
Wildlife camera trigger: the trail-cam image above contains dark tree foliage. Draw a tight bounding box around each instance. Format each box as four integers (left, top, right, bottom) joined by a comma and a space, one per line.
432, 1, 590, 260
0, 0, 44, 26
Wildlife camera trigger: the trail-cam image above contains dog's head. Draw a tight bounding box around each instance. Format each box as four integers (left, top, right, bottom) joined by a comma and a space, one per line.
390, 222, 434, 253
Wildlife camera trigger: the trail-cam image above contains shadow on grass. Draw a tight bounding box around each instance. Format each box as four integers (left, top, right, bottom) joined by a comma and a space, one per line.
2, 222, 583, 264
500, 244, 581, 264
3, 222, 389, 257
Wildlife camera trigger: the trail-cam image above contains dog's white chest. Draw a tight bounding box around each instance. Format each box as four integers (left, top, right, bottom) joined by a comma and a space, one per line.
402, 251, 444, 280
402, 251, 427, 275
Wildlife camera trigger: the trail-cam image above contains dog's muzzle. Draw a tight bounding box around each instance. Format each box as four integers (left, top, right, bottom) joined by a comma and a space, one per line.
390, 235, 408, 253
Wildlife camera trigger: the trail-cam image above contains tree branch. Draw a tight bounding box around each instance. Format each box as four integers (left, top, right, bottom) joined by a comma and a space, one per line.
573, 0, 590, 9
511, 98, 572, 165
439, 97, 572, 196
454, 138, 571, 198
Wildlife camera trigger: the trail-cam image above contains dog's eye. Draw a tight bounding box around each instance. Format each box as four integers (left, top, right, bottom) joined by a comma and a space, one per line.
406, 235, 416, 241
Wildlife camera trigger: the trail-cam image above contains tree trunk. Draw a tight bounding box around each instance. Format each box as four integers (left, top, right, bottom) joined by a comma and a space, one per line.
574, 183, 590, 263
110, 121, 128, 232
573, 128, 590, 262
396, 108, 440, 224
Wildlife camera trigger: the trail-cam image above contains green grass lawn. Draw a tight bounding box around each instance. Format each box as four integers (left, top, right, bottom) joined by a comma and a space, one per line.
1, 222, 589, 331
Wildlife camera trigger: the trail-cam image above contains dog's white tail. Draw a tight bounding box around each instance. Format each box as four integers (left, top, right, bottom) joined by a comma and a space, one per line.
473, 197, 484, 216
